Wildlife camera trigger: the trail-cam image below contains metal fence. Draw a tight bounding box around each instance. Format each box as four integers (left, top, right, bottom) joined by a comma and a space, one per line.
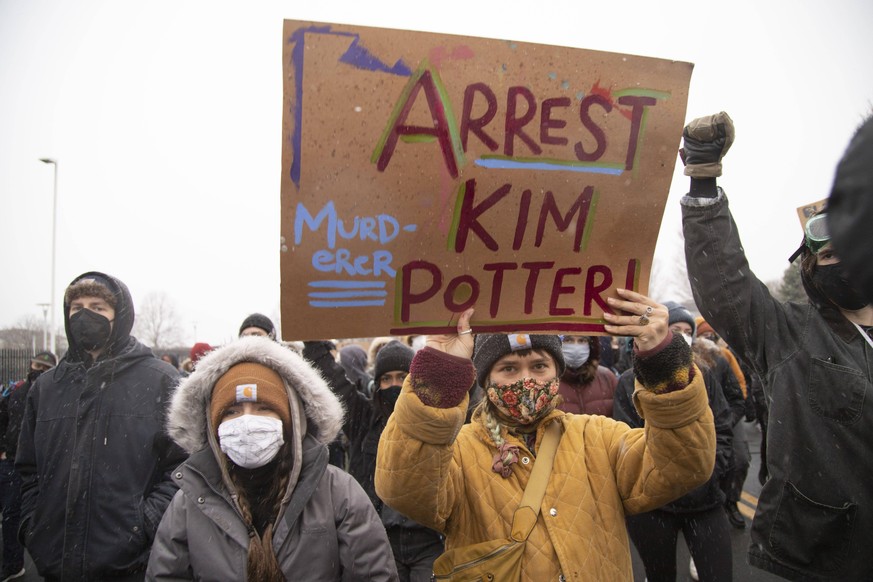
1, 348, 35, 390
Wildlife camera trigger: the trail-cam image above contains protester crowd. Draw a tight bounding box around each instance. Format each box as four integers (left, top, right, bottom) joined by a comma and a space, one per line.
0, 113, 870, 581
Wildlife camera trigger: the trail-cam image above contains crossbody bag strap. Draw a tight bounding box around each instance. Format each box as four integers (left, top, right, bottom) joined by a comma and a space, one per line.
511, 420, 563, 541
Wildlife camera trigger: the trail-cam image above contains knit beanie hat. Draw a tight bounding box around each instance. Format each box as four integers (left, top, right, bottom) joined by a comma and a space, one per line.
31, 351, 58, 368
663, 301, 696, 336
695, 316, 715, 338
190, 342, 213, 365
472, 333, 565, 388
238, 313, 277, 340
373, 340, 415, 384
209, 362, 292, 433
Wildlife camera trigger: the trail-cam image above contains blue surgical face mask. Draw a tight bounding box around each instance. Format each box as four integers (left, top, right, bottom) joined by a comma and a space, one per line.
562, 343, 590, 369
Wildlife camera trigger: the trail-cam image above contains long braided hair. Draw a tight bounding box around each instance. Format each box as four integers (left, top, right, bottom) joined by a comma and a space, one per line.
226, 437, 294, 581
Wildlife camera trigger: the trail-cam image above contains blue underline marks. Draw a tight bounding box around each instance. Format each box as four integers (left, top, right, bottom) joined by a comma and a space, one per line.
308, 280, 386, 289
309, 300, 386, 308
474, 159, 624, 175
309, 290, 387, 298
307, 280, 386, 307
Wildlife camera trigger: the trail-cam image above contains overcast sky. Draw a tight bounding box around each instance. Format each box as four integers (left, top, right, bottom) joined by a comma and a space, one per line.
1, 0, 871, 347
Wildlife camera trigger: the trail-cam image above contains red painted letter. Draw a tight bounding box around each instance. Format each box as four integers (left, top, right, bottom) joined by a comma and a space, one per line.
376, 70, 460, 178
460, 83, 499, 152
504, 87, 542, 157
400, 260, 442, 322
574, 94, 611, 162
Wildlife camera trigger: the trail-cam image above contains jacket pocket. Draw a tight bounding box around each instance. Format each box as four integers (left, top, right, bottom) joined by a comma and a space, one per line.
807, 358, 867, 424
769, 480, 857, 574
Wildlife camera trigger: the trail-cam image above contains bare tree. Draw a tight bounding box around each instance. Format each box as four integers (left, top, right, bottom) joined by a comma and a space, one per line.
772, 261, 807, 304
0, 315, 48, 350
133, 292, 184, 349
649, 226, 695, 308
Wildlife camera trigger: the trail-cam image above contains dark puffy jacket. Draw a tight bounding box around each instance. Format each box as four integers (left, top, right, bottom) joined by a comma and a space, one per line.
683, 190, 873, 580
16, 272, 187, 580
304, 341, 440, 533
614, 364, 733, 512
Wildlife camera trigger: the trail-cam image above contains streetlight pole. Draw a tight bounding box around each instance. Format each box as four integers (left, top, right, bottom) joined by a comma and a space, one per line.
37, 303, 50, 350
39, 158, 58, 354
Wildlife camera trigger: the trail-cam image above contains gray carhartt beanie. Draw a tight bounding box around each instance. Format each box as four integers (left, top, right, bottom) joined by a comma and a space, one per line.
472, 334, 565, 388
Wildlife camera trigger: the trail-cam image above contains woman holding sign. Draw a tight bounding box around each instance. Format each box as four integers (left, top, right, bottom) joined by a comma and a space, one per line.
375, 288, 716, 580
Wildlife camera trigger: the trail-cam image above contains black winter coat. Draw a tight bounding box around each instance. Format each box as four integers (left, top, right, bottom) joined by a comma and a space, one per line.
683, 190, 873, 580
16, 272, 187, 580
0, 377, 34, 460
304, 342, 437, 530
614, 364, 733, 512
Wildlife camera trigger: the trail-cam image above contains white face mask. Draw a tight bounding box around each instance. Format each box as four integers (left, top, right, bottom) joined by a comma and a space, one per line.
562, 342, 591, 369
218, 414, 284, 469
682, 333, 694, 347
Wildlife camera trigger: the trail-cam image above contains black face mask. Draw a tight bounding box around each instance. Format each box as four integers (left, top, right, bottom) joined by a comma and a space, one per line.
27, 368, 45, 383
379, 386, 402, 409
69, 309, 113, 351
812, 263, 868, 311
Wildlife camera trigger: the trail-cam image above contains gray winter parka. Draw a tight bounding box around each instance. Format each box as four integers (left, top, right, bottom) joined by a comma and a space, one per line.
146, 337, 398, 581
682, 190, 873, 581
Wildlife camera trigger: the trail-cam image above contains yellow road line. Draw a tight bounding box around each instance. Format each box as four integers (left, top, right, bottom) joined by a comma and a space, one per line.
738, 490, 759, 520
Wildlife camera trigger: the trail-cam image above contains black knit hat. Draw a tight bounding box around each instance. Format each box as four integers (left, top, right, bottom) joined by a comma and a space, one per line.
472, 334, 565, 388
663, 301, 696, 336
373, 340, 415, 384
238, 313, 276, 340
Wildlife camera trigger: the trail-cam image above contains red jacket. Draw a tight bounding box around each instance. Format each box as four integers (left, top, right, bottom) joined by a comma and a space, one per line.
557, 365, 618, 417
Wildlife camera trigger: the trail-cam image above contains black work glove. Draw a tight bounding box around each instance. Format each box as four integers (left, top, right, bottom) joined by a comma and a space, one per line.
680, 111, 735, 178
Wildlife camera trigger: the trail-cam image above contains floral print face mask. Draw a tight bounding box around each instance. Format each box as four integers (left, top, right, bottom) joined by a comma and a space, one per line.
486, 376, 560, 425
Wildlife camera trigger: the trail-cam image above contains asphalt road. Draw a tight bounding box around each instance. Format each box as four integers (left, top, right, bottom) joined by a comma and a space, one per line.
5, 422, 780, 581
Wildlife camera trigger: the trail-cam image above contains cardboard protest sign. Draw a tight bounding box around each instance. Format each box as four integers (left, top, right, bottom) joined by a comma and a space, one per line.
796, 198, 828, 229
280, 20, 692, 340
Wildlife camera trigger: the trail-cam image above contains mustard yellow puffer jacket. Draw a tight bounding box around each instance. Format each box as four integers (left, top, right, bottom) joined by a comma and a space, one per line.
375, 343, 715, 581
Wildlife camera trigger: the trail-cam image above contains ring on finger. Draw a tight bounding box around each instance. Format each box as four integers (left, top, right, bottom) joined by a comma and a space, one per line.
638, 314, 650, 326
458, 329, 473, 336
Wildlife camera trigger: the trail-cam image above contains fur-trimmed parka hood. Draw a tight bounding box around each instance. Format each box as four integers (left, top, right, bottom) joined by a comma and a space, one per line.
168, 336, 344, 454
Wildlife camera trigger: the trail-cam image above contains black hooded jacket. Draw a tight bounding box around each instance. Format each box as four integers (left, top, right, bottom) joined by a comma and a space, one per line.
614, 363, 733, 512
15, 272, 187, 580
683, 190, 873, 580
304, 341, 437, 530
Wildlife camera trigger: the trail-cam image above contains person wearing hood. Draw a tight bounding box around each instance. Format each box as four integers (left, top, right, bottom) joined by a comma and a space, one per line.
375, 289, 717, 581
0, 350, 56, 581
680, 112, 873, 580
147, 336, 397, 581
15, 272, 188, 581
614, 301, 735, 581
303, 339, 444, 581
556, 335, 617, 417
827, 116, 873, 304
338, 344, 373, 396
